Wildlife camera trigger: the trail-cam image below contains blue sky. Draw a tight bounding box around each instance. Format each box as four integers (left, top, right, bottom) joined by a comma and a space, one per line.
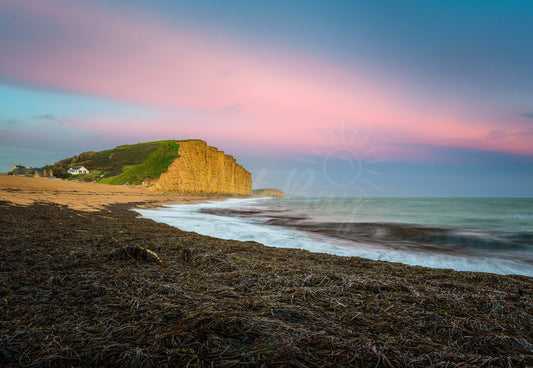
1, 0, 532, 196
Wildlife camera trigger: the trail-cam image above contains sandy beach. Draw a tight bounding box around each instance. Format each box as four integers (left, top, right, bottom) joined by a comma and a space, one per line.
0, 175, 214, 211
1, 176, 532, 367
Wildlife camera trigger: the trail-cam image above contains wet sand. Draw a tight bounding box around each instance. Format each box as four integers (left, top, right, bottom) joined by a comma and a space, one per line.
1, 176, 532, 367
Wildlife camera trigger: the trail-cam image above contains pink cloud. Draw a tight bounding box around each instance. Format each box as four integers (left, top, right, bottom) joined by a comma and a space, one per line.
1, 0, 532, 158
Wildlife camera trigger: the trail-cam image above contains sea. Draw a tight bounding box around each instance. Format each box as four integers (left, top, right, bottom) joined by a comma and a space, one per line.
136, 197, 533, 277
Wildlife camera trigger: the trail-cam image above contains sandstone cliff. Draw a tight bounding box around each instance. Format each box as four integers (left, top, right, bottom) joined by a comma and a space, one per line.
151, 140, 252, 196
252, 188, 285, 197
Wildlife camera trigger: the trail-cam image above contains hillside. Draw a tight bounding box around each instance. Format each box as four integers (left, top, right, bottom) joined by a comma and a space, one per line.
51, 139, 252, 196
52, 140, 182, 185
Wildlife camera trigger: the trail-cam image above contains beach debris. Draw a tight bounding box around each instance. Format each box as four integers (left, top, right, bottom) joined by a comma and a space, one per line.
109, 244, 163, 264
2, 202, 533, 367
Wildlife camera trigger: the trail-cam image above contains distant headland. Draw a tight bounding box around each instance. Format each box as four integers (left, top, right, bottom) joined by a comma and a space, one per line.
252, 188, 285, 197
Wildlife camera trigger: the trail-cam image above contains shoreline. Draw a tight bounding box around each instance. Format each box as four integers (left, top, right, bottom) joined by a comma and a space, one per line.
1, 176, 532, 366
142, 196, 533, 277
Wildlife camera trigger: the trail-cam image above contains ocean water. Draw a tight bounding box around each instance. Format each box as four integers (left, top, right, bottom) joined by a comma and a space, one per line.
136, 197, 533, 277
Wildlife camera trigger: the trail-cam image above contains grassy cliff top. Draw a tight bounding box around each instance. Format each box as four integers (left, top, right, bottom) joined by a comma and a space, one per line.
52, 140, 182, 185
252, 188, 285, 197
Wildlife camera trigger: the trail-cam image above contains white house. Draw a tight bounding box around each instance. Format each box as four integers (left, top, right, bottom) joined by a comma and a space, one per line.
68, 166, 90, 175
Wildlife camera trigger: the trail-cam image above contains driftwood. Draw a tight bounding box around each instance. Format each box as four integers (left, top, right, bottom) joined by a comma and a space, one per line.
109, 245, 163, 265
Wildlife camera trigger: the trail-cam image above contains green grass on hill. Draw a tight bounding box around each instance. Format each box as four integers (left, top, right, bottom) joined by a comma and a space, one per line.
52, 140, 181, 185
99, 141, 180, 185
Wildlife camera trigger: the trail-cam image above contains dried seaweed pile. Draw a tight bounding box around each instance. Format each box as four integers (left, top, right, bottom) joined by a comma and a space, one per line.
1, 201, 532, 367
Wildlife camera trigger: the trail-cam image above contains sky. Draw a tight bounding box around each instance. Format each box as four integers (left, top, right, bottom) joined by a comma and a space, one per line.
1, 0, 532, 197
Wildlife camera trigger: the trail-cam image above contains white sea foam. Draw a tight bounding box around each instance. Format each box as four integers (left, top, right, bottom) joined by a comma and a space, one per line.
136, 198, 533, 277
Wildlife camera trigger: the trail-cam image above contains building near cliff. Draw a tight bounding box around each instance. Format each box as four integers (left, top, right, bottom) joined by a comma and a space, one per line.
149, 140, 252, 196
10, 165, 53, 177
68, 166, 89, 175
11, 165, 27, 175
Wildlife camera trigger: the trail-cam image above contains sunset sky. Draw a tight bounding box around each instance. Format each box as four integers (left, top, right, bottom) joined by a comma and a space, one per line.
1, 0, 532, 196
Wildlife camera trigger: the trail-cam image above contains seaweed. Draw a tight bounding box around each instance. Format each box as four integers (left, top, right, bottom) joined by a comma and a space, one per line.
1, 201, 532, 367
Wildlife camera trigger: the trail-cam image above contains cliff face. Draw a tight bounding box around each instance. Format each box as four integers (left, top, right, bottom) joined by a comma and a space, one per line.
151, 140, 252, 196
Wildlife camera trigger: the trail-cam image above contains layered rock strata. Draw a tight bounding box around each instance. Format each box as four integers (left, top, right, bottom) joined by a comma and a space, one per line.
151, 140, 251, 196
